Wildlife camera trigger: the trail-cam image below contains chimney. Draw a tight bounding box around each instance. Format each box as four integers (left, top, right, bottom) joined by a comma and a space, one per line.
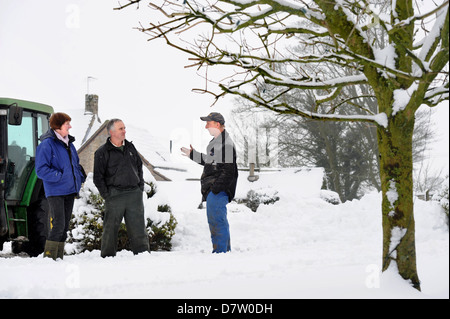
85, 94, 99, 115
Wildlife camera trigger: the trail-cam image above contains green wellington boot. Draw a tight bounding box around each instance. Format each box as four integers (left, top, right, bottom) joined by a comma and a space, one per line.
43, 240, 59, 260
57, 242, 65, 260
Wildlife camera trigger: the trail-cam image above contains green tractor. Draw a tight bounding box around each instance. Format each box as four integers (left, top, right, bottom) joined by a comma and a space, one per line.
0, 97, 54, 257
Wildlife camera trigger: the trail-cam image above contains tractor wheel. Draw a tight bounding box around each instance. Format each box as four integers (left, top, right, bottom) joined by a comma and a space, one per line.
21, 191, 50, 257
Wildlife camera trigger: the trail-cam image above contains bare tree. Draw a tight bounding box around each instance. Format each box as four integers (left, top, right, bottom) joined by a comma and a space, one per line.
116, 0, 449, 290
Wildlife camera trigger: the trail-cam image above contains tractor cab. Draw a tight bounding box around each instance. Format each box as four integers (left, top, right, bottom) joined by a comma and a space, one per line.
0, 98, 54, 256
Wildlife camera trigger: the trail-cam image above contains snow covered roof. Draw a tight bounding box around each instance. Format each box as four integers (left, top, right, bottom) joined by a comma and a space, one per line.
67, 109, 103, 150
68, 108, 172, 163
67, 108, 190, 181
124, 124, 171, 168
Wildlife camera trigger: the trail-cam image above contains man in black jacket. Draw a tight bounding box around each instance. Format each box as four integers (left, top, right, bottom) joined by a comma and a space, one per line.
181, 112, 238, 253
94, 119, 149, 257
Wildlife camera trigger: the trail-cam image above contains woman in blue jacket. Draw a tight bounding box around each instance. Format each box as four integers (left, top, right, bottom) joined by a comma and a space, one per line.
36, 112, 85, 260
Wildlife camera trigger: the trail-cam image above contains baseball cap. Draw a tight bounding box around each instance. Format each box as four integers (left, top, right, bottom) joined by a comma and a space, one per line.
200, 112, 225, 125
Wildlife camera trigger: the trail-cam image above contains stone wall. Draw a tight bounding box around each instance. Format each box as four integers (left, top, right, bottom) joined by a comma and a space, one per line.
78, 125, 108, 174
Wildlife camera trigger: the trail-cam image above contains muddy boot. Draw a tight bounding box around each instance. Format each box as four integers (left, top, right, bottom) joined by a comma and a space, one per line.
43, 240, 59, 260
57, 242, 65, 260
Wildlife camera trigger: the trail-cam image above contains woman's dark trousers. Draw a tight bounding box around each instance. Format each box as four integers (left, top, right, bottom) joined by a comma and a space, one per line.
44, 194, 75, 259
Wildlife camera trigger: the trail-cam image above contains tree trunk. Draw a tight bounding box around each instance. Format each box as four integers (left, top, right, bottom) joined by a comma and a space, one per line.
377, 111, 421, 290
317, 122, 343, 200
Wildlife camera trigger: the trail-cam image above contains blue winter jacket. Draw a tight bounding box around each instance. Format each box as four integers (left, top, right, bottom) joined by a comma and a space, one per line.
35, 129, 85, 197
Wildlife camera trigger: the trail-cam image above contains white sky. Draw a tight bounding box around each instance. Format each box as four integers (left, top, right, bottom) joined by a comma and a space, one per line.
0, 0, 448, 173
0, 0, 232, 154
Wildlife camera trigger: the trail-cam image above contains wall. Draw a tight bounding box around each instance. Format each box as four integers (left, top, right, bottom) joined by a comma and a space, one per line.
78, 125, 109, 174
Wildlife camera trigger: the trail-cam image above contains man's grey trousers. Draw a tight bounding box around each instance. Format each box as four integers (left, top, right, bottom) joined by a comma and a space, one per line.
101, 187, 150, 257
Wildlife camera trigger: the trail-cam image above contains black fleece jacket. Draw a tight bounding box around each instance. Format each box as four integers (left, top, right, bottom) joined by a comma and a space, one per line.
190, 129, 238, 202
93, 138, 144, 199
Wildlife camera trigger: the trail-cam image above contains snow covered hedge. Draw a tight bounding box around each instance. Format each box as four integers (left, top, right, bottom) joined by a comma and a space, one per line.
242, 188, 280, 212
67, 173, 177, 254
233, 168, 342, 211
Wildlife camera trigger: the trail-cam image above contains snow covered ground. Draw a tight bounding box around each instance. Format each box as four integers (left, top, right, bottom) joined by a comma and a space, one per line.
0, 168, 448, 299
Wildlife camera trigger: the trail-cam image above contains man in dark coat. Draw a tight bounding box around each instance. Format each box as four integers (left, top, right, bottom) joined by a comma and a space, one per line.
181, 112, 238, 253
93, 119, 149, 258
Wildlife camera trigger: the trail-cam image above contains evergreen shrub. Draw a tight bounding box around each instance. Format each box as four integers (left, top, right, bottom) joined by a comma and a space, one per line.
68, 174, 177, 253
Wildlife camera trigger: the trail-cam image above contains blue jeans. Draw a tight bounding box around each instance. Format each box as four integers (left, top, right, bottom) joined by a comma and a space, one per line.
206, 191, 231, 253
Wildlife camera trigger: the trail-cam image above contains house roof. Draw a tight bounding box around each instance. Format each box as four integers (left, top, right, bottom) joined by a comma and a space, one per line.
65, 107, 220, 183
68, 109, 189, 180
69, 110, 103, 150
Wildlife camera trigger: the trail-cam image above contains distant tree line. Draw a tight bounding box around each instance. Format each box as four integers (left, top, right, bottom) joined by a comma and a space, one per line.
230, 86, 437, 203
